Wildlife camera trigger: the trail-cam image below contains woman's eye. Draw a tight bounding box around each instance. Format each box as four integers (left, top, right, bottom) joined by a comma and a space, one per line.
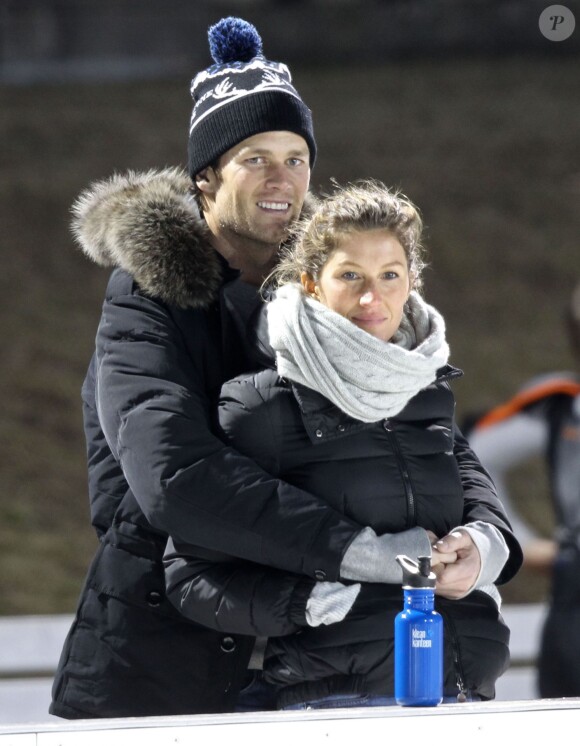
382, 271, 399, 280
341, 271, 359, 280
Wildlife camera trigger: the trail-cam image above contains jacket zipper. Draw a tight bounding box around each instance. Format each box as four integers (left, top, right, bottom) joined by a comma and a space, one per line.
440, 610, 468, 702
383, 420, 416, 528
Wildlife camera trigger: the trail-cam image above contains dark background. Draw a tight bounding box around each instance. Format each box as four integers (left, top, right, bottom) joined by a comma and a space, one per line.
1, 0, 579, 613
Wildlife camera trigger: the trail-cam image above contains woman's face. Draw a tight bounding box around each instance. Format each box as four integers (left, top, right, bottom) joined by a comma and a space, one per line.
302, 230, 411, 342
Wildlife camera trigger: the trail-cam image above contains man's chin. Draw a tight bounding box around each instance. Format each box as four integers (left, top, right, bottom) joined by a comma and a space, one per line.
252, 224, 292, 247
256, 209, 297, 239
225, 216, 293, 248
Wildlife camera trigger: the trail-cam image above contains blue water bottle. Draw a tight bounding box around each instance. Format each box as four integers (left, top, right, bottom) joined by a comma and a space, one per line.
394, 554, 443, 706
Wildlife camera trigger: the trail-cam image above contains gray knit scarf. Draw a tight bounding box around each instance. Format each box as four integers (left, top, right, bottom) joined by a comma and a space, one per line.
267, 284, 450, 423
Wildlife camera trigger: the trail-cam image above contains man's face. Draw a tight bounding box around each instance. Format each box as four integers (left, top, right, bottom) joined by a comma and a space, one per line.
203, 131, 311, 249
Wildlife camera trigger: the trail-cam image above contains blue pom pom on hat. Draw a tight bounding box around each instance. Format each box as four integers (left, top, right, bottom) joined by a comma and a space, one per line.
187, 16, 316, 179
208, 16, 263, 64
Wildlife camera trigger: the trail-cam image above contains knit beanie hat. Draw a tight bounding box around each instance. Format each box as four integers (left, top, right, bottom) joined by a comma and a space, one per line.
187, 17, 317, 179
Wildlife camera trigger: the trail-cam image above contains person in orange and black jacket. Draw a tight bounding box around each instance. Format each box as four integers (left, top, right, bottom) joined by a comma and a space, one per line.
469, 281, 580, 697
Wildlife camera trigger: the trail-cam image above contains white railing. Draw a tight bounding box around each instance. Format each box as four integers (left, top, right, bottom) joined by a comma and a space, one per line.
3, 698, 580, 746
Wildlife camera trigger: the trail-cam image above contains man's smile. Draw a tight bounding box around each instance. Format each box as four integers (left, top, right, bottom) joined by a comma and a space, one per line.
257, 201, 290, 212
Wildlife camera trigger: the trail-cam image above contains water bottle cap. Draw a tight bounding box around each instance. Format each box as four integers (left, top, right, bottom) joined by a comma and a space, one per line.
396, 554, 436, 588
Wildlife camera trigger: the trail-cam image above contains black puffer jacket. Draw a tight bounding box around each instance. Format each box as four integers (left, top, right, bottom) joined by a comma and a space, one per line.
165, 319, 523, 707
49, 169, 362, 719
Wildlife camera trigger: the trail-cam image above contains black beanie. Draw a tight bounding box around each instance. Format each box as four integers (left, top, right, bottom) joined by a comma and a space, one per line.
187, 17, 316, 179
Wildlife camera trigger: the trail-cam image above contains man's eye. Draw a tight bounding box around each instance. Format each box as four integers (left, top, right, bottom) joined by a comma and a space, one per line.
247, 157, 265, 165
288, 158, 305, 167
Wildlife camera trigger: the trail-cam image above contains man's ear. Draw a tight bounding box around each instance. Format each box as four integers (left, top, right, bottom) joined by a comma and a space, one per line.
195, 166, 219, 195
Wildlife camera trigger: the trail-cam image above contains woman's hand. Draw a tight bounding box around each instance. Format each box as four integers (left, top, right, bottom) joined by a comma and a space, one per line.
431, 529, 481, 599
426, 530, 457, 568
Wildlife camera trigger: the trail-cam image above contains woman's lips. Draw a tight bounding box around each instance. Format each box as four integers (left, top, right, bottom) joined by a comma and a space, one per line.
352, 315, 386, 325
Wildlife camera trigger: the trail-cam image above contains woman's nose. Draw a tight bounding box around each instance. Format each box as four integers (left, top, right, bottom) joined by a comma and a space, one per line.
359, 288, 380, 306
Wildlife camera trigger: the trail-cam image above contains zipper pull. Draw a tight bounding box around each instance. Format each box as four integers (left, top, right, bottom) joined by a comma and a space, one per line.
456, 674, 468, 702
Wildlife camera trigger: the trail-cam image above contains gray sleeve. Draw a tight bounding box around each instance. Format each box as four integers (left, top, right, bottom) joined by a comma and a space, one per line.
443, 522, 509, 608
461, 520, 509, 588
305, 581, 361, 626
340, 526, 432, 583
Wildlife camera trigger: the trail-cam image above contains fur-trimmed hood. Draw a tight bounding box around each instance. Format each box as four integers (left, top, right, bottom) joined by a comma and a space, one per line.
72, 168, 318, 310
71, 168, 222, 309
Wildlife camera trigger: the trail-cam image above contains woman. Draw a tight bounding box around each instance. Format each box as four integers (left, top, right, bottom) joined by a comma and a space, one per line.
164, 179, 522, 709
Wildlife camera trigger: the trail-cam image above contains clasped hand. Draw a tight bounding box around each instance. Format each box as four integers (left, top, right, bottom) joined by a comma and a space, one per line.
426, 529, 481, 600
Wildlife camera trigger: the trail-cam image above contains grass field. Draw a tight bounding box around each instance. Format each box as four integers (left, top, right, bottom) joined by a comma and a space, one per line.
1, 53, 579, 613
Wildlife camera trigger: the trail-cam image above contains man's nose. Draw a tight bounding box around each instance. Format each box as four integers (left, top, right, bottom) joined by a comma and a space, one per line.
265, 163, 291, 190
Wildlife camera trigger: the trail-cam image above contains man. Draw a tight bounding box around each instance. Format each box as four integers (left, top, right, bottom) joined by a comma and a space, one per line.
469, 280, 580, 697
50, 17, 519, 719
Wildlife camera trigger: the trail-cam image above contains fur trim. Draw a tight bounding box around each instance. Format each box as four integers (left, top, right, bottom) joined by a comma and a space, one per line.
71, 168, 222, 309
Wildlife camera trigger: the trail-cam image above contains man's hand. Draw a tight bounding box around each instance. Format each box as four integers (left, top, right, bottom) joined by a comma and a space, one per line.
431, 530, 481, 599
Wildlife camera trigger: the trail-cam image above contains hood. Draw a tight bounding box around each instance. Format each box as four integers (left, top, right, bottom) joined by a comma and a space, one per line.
72, 168, 320, 311
71, 167, 222, 309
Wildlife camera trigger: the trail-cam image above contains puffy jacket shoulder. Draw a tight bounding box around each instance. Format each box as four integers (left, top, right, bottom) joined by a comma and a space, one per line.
219, 370, 300, 476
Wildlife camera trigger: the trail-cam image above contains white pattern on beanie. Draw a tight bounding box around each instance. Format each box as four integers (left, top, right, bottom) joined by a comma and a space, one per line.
187, 17, 316, 178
